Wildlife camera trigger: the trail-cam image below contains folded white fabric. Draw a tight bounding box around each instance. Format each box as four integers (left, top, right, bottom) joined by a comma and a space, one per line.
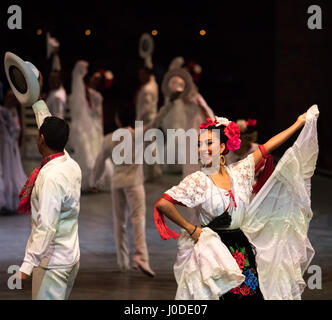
174, 227, 245, 300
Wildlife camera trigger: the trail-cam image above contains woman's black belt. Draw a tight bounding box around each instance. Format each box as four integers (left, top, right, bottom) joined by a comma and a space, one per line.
202, 211, 232, 230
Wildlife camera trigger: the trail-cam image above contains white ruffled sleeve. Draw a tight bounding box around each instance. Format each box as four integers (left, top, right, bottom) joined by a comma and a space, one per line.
165, 171, 208, 208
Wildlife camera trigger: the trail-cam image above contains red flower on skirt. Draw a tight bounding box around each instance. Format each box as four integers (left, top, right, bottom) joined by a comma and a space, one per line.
240, 285, 250, 296
232, 250, 245, 270
229, 287, 241, 294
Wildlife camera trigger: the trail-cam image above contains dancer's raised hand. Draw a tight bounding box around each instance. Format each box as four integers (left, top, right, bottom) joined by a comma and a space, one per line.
296, 112, 307, 126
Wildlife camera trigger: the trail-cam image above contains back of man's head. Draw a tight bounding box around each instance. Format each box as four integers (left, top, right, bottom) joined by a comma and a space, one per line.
39, 116, 69, 152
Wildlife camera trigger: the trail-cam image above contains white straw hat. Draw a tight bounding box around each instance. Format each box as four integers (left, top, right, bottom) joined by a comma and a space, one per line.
4, 52, 40, 107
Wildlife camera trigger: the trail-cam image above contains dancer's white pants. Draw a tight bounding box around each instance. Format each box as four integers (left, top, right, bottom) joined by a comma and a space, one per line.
111, 185, 149, 269
32, 262, 79, 300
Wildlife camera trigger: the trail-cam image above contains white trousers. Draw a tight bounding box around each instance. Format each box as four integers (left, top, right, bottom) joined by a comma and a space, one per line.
111, 185, 149, 269
32, 262, 79, 300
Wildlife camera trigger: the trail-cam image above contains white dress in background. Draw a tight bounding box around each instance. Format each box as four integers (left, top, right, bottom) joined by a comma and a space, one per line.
46, 85, 67, 119
164, 105, 318, 300
68, 61, 112, 191
87, 87, 104, 141
0, 106, 27, 212
160, 95, 214, 178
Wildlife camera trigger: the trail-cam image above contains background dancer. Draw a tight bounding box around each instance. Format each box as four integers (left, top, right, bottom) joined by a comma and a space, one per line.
135, 64, 162, 181
159, 62, 214, 178
45, 71, 66, 119
92, 103, 156, 277
0, 90, 26, 214
68, 60, 113, 191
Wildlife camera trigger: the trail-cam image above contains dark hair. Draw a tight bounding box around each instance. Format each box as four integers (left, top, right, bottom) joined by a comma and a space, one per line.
207, 125, 230, 154
115, 103, 135, 127
39, 116, 69, 152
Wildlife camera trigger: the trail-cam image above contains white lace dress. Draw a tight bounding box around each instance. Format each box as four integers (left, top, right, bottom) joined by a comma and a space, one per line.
68, 61, 112, 191
164, 105, 319, 300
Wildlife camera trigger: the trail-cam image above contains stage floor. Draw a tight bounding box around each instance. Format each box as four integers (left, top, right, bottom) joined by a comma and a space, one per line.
0, 171, 331, 300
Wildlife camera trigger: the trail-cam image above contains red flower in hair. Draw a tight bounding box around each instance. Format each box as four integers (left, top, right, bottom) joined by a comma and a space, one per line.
224, 122, 240, 140
227, 137, 241, 151
199, 118, 218, 129
246, 119, 257, 127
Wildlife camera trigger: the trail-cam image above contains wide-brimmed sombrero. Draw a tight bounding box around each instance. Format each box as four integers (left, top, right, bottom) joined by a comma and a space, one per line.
4, 52, 40, 107
161, 68, 195, 99
139, 33, 154, 69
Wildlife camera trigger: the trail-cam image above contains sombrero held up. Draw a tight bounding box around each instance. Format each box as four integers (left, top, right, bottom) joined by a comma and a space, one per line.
4, 52, 40, 107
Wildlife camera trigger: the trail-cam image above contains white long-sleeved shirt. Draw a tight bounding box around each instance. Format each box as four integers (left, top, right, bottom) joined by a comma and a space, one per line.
20, 100, 82, 276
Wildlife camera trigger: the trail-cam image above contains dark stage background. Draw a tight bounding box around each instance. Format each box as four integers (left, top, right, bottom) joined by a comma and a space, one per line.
0, 0, 331, 171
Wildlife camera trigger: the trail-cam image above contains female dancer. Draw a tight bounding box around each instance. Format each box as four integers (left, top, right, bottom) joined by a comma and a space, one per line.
159, 59, 214, 177
0, 90, 27, 213
155, 105, 318, 300
68, 61, 112, 191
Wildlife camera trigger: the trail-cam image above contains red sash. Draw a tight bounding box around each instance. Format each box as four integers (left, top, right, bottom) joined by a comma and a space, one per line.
154, 193, 183, 240
18, 152, 65, 215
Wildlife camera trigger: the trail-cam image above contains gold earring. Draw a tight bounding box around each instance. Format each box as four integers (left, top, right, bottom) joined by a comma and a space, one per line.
220, 154, 226, 166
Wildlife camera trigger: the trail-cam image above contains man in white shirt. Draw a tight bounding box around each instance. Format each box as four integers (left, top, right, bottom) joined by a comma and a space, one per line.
18, 96, 82, 300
